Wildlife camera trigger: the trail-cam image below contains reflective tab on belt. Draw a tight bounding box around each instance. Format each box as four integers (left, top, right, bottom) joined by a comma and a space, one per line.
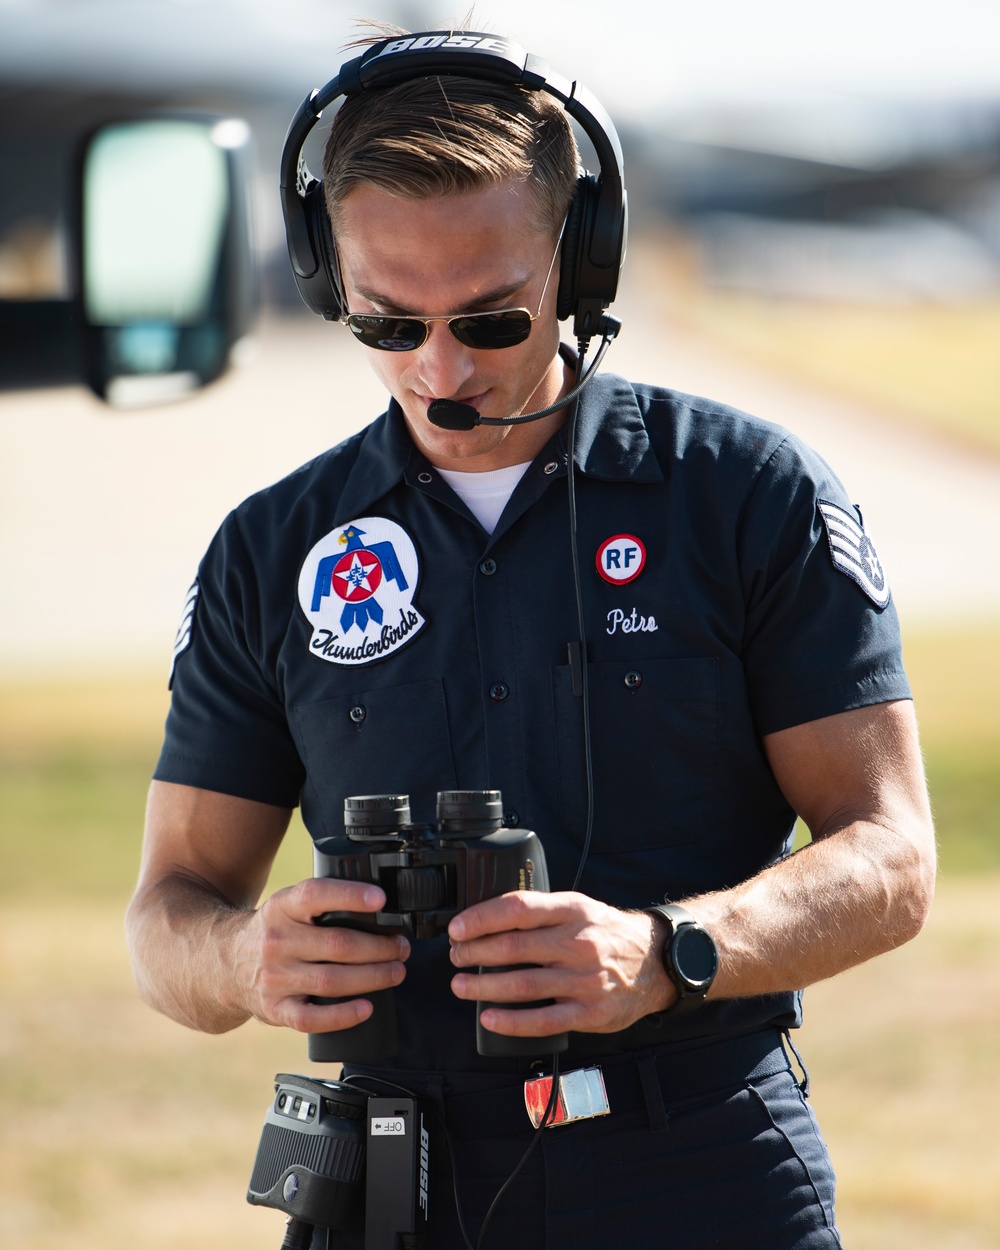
524, 1066, 610, 1129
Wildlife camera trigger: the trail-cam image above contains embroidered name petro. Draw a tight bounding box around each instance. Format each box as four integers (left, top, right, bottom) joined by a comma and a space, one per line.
606, 608, 658, 635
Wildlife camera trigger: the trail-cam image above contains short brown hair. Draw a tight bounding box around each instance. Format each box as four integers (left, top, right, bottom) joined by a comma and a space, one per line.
322, 74, 579, 237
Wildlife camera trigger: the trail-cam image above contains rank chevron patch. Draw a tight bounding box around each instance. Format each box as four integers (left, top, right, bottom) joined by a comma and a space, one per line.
169, 579, 199, 682
817, 499, 890, 608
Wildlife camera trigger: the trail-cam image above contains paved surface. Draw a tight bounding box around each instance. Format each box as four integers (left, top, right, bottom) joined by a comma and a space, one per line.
3, 273, 999, 677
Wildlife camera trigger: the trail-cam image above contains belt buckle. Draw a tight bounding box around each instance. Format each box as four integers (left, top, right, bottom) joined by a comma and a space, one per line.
524, 1065, 610, 1129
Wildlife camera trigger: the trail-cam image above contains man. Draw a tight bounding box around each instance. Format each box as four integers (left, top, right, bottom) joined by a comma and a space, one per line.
127, 28, 935, 1249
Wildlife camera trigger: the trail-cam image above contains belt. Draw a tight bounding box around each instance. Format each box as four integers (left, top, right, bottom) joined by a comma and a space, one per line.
353, 1029, 792, 1140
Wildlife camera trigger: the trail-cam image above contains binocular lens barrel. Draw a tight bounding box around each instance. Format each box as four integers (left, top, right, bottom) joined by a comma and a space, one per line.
343, 794, 411, 839
343, 791, 504, 839
436, 789, 503, 834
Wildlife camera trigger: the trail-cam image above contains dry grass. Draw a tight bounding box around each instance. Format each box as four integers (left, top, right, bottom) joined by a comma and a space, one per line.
800, 879, 1000, 1248
2, 625, 999, 1248
636, 232, 1000, 458
0, 903, 301, 1249
0, 674, 172, 755
1, 882, 998, 1249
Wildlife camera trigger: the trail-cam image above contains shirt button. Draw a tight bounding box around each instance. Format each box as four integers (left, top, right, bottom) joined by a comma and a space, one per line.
504, 810, 520, 827
624, 671, 643, 690
543, 461, 559, 475
417, 471, 433, 484
490, 682, 509, 702
349, 705, 367, 723
479, 558, 497, 576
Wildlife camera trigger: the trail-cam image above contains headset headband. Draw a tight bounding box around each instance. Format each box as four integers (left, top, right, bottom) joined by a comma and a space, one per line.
279, 30, 627, 340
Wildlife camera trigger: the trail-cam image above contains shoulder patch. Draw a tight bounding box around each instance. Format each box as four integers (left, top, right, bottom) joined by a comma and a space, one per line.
817, 500, 890, 608
297, 516, 426, 666
169, 579, 199, 682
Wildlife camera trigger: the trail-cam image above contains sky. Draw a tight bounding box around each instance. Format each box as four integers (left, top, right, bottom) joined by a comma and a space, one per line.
0, 0, 997, 120
490, 0, 1000, 112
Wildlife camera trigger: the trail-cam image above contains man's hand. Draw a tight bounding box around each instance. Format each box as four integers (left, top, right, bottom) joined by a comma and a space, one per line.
447, 891, 675, 1037
233, 877, 410, 1033
127, 781, 410, 1035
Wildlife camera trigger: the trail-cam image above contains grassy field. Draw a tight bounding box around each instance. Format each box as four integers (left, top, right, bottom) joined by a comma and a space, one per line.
1, 626, 999, 1248
638, 233, 1000, 458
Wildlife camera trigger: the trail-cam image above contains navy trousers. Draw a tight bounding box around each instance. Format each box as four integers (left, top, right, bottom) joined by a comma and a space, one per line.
332, 1030, 843, 1250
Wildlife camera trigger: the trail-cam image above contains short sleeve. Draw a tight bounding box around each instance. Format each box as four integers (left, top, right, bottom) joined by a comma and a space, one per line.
738, 433, 911, 736
154, 513, 305, 806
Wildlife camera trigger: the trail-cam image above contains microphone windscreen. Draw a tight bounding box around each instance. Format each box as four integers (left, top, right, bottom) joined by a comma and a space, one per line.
427, 399, 481, 430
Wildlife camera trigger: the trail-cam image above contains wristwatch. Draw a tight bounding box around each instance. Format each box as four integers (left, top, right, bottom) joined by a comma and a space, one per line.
647, 903, 718, 1013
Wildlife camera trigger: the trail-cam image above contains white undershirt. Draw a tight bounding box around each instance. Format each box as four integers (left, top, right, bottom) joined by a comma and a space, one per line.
436, 461, 533, 534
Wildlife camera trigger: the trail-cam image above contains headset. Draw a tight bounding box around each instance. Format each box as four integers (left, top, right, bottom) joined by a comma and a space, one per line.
279, 29, 627, 343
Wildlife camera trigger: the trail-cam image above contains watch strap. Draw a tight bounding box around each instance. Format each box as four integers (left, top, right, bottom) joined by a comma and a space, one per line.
647, 903, 715, 1014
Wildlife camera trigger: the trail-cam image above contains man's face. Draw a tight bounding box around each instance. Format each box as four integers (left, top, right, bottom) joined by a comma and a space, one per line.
334, 180, 568, 471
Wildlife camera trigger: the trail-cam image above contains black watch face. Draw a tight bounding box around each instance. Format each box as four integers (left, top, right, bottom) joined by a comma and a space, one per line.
674, 927, 718, 988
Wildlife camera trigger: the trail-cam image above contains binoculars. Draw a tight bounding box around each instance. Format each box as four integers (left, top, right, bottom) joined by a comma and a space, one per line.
308, 789, 568, 1061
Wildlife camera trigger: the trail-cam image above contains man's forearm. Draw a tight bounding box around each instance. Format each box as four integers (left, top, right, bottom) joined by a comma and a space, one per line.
126, 874, 258, 1033
690, 817, 936, 1000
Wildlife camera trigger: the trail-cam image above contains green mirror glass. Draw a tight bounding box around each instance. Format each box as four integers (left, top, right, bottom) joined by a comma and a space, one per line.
78, 116, 256, 408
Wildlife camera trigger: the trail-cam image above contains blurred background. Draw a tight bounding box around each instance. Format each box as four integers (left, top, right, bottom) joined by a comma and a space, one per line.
1, 1, 999, 1247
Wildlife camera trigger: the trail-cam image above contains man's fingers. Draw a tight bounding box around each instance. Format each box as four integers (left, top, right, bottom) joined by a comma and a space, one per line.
476, 1001, 579, 1039
256, 959, 408, 1031
285, 876, 386, 921
448, 890, 575, 942
258, 880, 409, 965
309, 926, 411, 965
276, 994, 375, 1034
301, 957, 408, 1000
451, 965, 567, 1005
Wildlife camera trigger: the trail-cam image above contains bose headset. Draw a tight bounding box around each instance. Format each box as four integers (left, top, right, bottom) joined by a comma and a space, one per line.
279, 29, 627, 345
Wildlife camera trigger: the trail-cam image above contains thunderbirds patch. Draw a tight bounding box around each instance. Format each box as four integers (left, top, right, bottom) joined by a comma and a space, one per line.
297, 517, 426, 666
817, 500, 890, 608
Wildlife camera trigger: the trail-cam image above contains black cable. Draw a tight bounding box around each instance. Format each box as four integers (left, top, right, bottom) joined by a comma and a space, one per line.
472, 1051, 562, 1250
566, 336, 597, 892
343, 1055, 563, 1250
477, 331, 614, 425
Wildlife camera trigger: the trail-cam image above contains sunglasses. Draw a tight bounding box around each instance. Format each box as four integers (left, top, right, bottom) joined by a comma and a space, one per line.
341, 224, 564, 353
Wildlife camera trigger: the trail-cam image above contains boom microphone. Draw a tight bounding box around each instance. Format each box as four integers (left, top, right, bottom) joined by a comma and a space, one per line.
426, 318, 620, 431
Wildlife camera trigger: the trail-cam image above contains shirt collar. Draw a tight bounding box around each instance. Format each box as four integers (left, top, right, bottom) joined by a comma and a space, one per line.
335, 350, 663, 520
561, 365, 663, 483
333, 400, 410, 523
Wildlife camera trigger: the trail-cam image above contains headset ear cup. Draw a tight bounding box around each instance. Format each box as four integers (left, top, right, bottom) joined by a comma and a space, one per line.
305, 188, 347, 320
556, 177, 589, 324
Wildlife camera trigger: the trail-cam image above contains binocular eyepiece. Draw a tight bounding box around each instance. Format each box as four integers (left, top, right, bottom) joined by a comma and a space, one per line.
343, 788, 505, 838
308, 789, 568, 1062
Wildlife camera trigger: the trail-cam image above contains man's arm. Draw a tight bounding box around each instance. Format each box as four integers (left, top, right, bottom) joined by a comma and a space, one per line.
448, 699, 935, 1035
126, 780, 410, 1035
688, 697, 935, 996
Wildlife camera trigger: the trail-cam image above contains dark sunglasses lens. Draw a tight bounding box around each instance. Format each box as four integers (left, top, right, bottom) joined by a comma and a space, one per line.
347, 316, 426, 351
450, 311, 532, 350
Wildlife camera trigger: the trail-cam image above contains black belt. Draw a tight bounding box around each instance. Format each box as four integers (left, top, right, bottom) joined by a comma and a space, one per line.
351, 1029, 792, 1140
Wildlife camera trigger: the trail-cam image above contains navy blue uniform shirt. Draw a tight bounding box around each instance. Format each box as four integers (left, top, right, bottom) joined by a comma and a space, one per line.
157, 366, 911, 1071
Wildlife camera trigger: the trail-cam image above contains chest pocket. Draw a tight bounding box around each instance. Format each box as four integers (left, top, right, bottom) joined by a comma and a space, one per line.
292, 678, 458, 837
551, 656, 719, 853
